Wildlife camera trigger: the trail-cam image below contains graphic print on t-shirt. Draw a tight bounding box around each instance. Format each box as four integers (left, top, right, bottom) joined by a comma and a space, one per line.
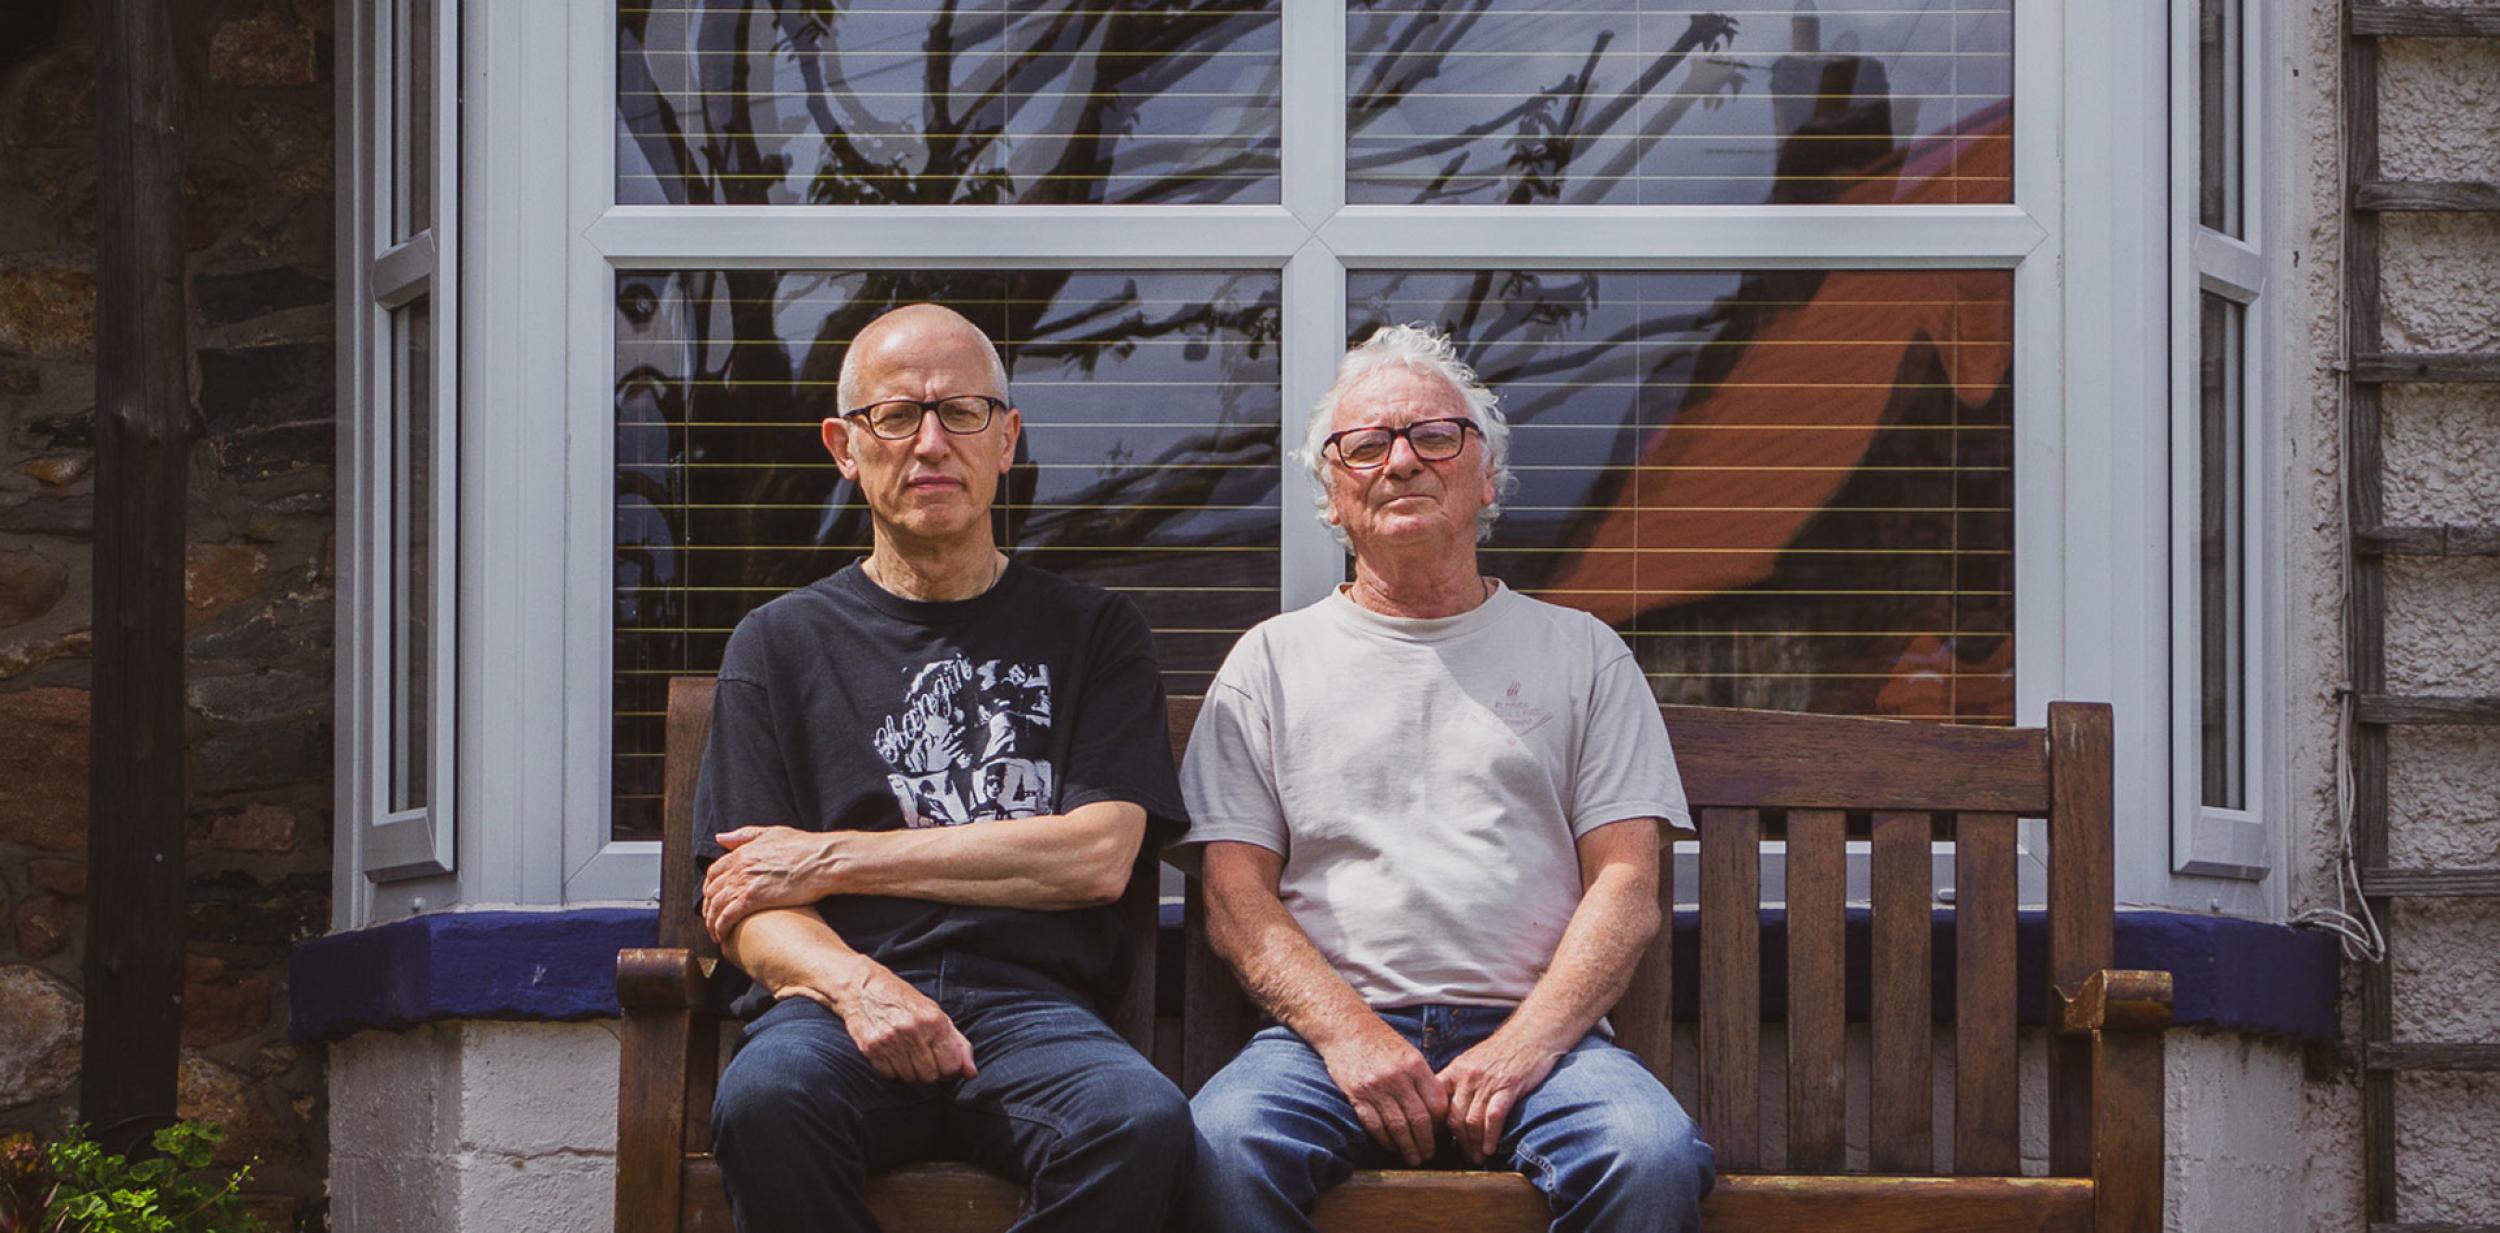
872, 654, 1056, 828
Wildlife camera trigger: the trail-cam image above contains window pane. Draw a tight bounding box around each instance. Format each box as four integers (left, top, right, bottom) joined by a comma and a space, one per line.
2197, 0, 2241, 236
1347, 0, 2013, 206
611, 270, 1283, 840
1348, 269, 2013, 721
397, 0, 435, 238
392, 298, 434, 813
2198, 293, 2244, 808
617, 1, 1282, 206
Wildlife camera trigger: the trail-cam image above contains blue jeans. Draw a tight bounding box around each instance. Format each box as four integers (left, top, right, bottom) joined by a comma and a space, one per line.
1189, 1007, 1714, 1233
711, 953, 1191, 1233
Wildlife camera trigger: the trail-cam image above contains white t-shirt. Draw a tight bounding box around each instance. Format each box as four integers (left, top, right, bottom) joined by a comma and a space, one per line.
1176, 583, 1691, 1010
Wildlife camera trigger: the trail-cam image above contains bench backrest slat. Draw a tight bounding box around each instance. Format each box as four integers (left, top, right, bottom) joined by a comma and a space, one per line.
1664, 704, 2050, 814
1695, 807, 1763, 1170
2046, 704, 2115, 1176
1954, 814, 2022, 1175
1782, 808, 1848, 1172
1869, 810, 1936, 1173
662, 677, 720, 958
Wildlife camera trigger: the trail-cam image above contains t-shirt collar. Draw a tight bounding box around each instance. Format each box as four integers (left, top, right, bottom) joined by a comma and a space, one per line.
834, 557, 1023, 625
1325, 578, 1513, 643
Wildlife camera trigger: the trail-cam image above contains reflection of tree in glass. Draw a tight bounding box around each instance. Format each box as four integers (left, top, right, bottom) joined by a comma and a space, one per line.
620, 1, 1281, 206
612, 270, 1280, 604
1347, 2, 1741, 204
1351, 264, 2012, 721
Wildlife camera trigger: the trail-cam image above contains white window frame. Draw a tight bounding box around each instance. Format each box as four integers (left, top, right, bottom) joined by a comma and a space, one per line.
348, 0, 2273, 919
2164, 0, 2288, 897
336, 0, 460, 919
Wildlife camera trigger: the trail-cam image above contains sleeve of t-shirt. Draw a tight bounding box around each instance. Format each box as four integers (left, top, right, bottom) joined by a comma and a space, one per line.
1167, 634, 1289, 876
1571, 619, 1694, 839
1056, 593, 1191, 851
693, 616, 809, 874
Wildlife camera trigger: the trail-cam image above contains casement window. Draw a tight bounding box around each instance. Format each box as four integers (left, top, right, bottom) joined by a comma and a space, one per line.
340, 0, 2273, 918
339, 0, 460, 890
2167, 0, 2282, 883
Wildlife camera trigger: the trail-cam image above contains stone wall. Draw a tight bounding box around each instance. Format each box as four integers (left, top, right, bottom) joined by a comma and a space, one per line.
0, 1, 337, 1228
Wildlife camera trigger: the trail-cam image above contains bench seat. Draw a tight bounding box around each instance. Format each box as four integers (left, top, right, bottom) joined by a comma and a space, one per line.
665, 1161, 2098, 1233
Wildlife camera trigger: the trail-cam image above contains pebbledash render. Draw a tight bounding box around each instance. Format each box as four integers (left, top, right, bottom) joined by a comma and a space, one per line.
0, 1, 2490, 1232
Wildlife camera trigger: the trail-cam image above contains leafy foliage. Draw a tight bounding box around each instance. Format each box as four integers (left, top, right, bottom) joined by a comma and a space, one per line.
0, 1124, 263, 1233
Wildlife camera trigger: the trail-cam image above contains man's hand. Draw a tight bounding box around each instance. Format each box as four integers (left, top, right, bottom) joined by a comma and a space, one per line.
1315, 1020, 1449, 1166
810, 960, 978, 1085
702, 826, 841, 942
1437, 1027, 1568, 1163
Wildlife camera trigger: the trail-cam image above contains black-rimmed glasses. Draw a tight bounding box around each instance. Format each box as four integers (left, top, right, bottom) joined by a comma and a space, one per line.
1323, 417, 1478, 469
843, 394, 1007, 440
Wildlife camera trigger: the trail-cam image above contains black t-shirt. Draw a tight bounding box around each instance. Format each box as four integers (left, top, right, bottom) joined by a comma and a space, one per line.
694, 561, 1188, 1013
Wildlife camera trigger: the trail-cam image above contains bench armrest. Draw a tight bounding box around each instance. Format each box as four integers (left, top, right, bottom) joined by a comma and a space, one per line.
618, 947, 717, 1012
2055, 968, 2173, 1034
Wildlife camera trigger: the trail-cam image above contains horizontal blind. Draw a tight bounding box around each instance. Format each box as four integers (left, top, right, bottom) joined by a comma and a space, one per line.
612, 269, 1282, 841
618, 1, 1283, 206
1350, 267, 2013, 722
1348, 0, 2013, 205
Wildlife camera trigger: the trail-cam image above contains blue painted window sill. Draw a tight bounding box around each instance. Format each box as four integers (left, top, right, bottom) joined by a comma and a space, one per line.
289, 906, 2339, 1045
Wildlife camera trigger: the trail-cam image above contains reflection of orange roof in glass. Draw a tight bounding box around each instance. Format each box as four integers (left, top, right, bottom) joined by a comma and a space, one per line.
1545, 109, 2015, 629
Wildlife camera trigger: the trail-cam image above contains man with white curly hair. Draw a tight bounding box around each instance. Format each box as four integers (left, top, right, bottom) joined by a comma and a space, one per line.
1177, 324, 1715, 1233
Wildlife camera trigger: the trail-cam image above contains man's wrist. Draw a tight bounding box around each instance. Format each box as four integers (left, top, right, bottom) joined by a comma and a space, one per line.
805, 950, 881, 1014
1301, 1004, 1395, 1055
807, 830, 857, 897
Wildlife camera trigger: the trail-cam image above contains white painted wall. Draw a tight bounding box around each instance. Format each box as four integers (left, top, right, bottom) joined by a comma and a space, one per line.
330, 1022, 621, 1233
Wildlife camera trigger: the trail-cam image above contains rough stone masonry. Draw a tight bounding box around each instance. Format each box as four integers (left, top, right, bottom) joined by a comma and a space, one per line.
0, 2, 337, 1228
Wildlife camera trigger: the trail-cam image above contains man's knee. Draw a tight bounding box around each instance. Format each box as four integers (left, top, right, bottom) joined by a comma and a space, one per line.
1062, 1072, 1193, 1162
711, 1031, 867, 1156
1560, 1098, 1715, 1204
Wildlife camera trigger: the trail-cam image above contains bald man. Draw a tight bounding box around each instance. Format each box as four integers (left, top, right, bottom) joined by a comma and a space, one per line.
696, 305, 1195, 1233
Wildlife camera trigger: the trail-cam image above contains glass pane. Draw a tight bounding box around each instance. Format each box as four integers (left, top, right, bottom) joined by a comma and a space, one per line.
2198, 293, 2244, 808
2197, 0, 2241, 236
617, 1, 1282, 206
611, 269, 1283, 840
397, 0, 435, 238
1348, 268, 2014, 722
391, 298, 434, 813
1347, 0, 2014, 206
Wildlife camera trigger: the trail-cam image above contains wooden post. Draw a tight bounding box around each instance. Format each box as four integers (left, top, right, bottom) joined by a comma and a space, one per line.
82, 0, 192, 1149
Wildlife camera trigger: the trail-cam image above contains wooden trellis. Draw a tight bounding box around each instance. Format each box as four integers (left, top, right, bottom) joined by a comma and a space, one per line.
2342, 5, 2500, 1230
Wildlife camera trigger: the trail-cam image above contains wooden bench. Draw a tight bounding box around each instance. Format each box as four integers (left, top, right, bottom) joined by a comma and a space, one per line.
617, 677, 2169, 1233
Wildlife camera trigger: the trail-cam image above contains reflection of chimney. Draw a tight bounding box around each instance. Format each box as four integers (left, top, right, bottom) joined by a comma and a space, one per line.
1769, 2, 1897, 204
1791, 1, 1821, 55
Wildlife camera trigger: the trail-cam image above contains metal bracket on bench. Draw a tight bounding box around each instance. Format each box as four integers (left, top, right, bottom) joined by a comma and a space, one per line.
2056, 969, 2174, 1034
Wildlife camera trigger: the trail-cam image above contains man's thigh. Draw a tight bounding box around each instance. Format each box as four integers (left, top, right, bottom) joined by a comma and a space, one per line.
1501, 1035, 1708, 1182
714, 995, 942, 1172
942, 987, 1185, 1157
1191, 1025, 1379, 1166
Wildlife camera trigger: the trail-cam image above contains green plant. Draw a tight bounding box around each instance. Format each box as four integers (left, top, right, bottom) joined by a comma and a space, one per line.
0, 1123, 263, 1233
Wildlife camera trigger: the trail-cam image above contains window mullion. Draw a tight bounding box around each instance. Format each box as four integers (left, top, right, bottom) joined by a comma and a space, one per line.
1280, 244, 1347, 609
1279, 0, 1344, 229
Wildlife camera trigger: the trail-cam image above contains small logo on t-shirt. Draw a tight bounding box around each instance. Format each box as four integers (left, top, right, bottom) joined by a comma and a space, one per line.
1489, 680, 1552, 733
872, 655, 1055, 828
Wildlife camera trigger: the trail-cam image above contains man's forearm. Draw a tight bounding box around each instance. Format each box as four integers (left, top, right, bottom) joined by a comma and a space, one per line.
825, 800, 1145, 909
1500, 862, 1659, 1050
1206, 866, 1381, 1049
720, 906, 878, 1006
